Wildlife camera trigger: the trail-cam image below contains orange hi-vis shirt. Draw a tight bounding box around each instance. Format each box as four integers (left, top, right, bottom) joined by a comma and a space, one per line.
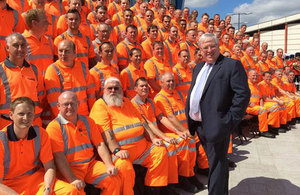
107, 1, 121, 19
130, 3, 140, 15
144, 56, 172, 86
90, 61, 120, 98
45, 0, 66, 17
112, 11, 124, 27
258, 80, 276, 99
154, 89, 187, 128
172, 63, 193, 97
271, 77, 287, 97
254, 45, 260, 57
180, 41, 198, 62
219, 44, 233, 56
0, 125, 53, 181
56, 11, 91, 37
151, 7, 159, 19
137, 24, 164, 44
46, 114, 103, 165
0, 42, 6, 62
112, 23, 132, 46
163, 38, 180, 68
92, 39, 118, 67
153, 18, 163, 30
248, 80, 262, 105
256, 61, 269, 79
266, 58, 277, 70
141, 38, 154, 60
272, 56, 284, 69
134, 13, 146, 27
23, 30, 54, 75
120, 63, 147, 99
0, 4, 25, 46
178, 30, 186, 43
54, 30, 96, 66
89, 98, 146, 151
0, 59, 45, 126
158, 28, 168, 41
7, 0, 30, 13
44, 59, 95, 117
285, 81, 297, 93
116, 38, 146, 70
228, 37, 235, 49
241, 54, 257, 72
198, 23, 208, 33
87, 11, 98, 25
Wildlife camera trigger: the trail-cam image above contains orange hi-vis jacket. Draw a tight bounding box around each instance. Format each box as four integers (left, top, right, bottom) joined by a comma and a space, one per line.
7, 0, 30, 13
164, 38, 181, 68
172, 63, 193, 97
241, 54, 257, 73
272, 56, 284, 69
120, 63, 146, 99
266, 58, 276, 70
0, 59, 45, 129
198, 23, 208, 33
23, 30, 54, 75
256, 60, 270, 81
112, 11, 124, 27
107, 1, 121, 19
87, 11, 98, 25
219, 44, 233, 56
154, 89, 197, 176
144, 56, 172, 87
0, 4, 25, 46
134, 13, 146, 27
116, 38, 146, 70
90, 98, 169, 187
54, 30, 96, 66
56, 11, 91, 37
45, 0, 66, 17
44, 59, 95, 118
285, 81, 300, 117
180, 40, 198, 62
0, 125, 79, 195
92, 39, 118, 67
90, 61, 120, 98
0, 42, 6, 62
130, 3, 140, 15
158, 28, 168, 41
258, 80, 276, 98
153, 18, 163, 29
141, 38, 154, 60
137, 24, 164, 44
112, 23, 132, 45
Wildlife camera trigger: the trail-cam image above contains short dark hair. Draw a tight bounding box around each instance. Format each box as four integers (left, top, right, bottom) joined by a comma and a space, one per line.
126, 24, 137, 32
129, 48, 141, 56
178, 49, 189, 57
262, 71, 272, 76
135, 77, 147, 87
152, 41, 163, 49
99, 41, 113, 52
67, 9, 81, 20
147, 24, 158, 33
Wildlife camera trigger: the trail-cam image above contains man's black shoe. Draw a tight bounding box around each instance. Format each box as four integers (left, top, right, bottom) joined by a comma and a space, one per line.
196, 168, 209, 176
177, 176, 200, 193
269, 128, 279, 135
280, 124, 291, 131
188, 175, 205, 191
278, 128, 287, 133
260, 131, 276, 138
162, 185, 180, 195
227, 158, 237, 168
144, 186, 162, 195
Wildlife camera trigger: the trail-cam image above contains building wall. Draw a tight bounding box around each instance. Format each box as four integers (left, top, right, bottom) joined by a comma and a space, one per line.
287, 23, 300, 54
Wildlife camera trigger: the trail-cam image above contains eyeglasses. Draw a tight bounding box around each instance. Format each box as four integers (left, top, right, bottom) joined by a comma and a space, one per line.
107, 86, 120, 91
60, 102, 77, 108
201, 45, 217, 51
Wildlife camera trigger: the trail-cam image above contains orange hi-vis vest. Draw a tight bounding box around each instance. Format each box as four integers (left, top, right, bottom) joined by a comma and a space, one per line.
248, 80, 262, 105
164, 38, 180, 68
241, 54, 257, 72
180, 40, 198, 62
258, 80, 276, 98
107, 1, 121, 19
44, 59, 95, 117
173, 63, 193, 97
272, 56, 284, 69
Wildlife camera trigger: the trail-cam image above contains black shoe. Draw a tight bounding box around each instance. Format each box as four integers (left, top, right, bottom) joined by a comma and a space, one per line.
144, 186, 162, 195
278, 128, 287, 133
196, 168, 209, 176
289, 119, 296, 125
177, 176, 200, 193
227, 158, 237, 168
188, 175, 205, 191
269, 128, 279, 135
296, 117, 300, 124
162, 185, 180, 195
260, 131, 276, 138
280, 124, 291, 131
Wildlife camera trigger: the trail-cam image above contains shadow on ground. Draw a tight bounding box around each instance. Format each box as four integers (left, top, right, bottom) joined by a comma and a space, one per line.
230, 177, 300, 195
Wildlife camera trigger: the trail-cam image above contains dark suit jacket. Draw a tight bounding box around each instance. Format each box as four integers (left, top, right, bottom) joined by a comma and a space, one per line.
185, 54, 250, 143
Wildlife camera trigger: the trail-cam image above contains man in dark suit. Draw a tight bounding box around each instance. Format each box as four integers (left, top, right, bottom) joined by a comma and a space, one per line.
186, 33, 250, 195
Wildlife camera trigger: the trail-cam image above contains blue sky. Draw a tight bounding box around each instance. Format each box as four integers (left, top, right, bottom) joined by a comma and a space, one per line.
183, 0, 300, 28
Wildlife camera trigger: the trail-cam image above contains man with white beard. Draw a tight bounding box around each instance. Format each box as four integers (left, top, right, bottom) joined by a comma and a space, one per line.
90, 77, 170, 194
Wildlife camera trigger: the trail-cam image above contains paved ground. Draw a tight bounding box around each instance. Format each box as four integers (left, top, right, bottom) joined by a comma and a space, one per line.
179, 124, 300, 195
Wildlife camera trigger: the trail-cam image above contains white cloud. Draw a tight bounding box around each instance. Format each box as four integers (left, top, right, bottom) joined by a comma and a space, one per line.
184, 0, 218, 8
230, 0, 300, 28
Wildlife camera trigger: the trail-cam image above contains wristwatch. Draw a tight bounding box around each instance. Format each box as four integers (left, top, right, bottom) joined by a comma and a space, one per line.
113, 148, 121, 155
44, 187, 51, 192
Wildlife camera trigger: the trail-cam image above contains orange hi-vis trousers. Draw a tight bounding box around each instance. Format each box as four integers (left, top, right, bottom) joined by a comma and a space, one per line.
282, 97, 296, 121
246, 105, 268, 132
294, 97, 300, 117
264, 102, 287, 127
197, 143, 209, 169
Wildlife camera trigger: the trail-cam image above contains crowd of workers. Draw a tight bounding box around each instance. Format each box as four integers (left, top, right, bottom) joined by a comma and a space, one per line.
0, 0, 300, 194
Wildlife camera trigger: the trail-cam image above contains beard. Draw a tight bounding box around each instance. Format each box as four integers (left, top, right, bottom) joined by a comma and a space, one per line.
103, 93, 123, 107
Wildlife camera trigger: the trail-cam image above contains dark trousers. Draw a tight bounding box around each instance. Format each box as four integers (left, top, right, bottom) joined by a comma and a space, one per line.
197, 128, 230, 195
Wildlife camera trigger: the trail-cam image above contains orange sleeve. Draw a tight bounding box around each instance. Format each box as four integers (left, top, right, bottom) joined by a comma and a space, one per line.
46, 120, 65, 153
56, 15, 67, 36
15, 12, 26, 33
120, 69, 129, 93
172, 66, 180, 85
89, 99, 112, 132
154, 96, 174, 116
53, 35, 63, 55
39, 127, 54, 163
88, 117, 104, 146
144, 60, 156, 79
154, 101, 163, 118
116, 43, 128, 68
35, 65, 47, 110
89, 68, 101, 98
88, 36, 96, 58
0, 140, 5, 179
86, 69, 96, 110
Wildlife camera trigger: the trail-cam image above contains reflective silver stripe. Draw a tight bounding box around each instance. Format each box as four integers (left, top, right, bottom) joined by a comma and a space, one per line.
92, 66, 105, 93
269, 104, 277, 112
76, 53, 88, 57
189, 138, 196, 144
47, 87, 61, 94
93, 173, 108, 186
27, 54, 53, 61
51, 64, 64, 88
116, 25, 122, 42
176, 81, 191, 86
116, 13, 121, 23
174, 67, 182, 83
89, 0, 94, 11
164, 142, 177, 156
118, 134, 144, 146
112, 156, 118, 162
189, 147, 196, 152
33, 126, 41, 165
245, 58, 251, 70
87, 93, 95, 98
71, 86, 87, 92
258, 107, 267, 115
176, 145, 189, 152
178, 91, 184, 102
120, 42, 131, 62
174, 109, 185, 116
147, 98, 156, 114
125, 67, 134, 90
113, 122, 143, 133
93, 41, 101, 61
148, 59, 160, 81
251, 95, 260, 98
59, 0, 63, 14
0, 131, 10, 179
19, 166, 39, 177
133, 144, 155, 164
78, 115, 92, 139
20, 0, 25, 12
87, 83, 95, 89
38, 90, 44, 96
81, 62, 87, 82
12, 10, 19, 32
67, 143, 93, 154
0, 36, 6, 40
164, 41, 173, 66
55, 118, 68, 154
50, 100, 58, 107
154, 94, 174, 113
0, 65, 11, 109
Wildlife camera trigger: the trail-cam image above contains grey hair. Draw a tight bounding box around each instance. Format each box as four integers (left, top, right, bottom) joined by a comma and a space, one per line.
198, 33, 219, 47
160, 72, 174, 82
5, 32, 26, 47
104, 77, 121, 87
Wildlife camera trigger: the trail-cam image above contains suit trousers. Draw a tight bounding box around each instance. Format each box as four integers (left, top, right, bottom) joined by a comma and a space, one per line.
197, 126, 230, 195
